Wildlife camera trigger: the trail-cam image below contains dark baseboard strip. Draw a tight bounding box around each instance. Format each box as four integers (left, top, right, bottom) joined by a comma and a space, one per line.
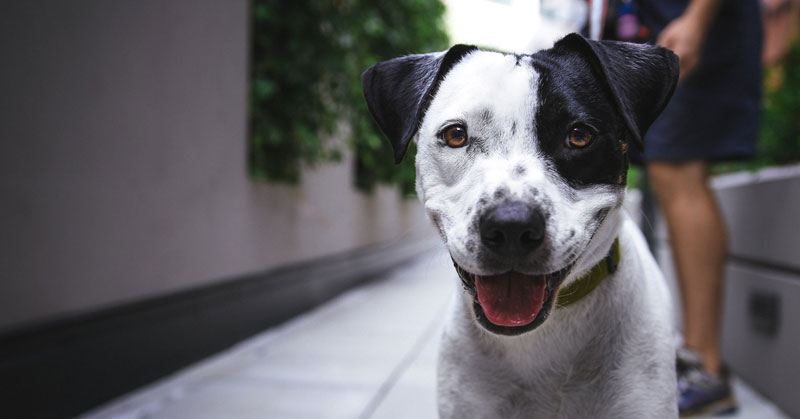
0, 236, 439, 419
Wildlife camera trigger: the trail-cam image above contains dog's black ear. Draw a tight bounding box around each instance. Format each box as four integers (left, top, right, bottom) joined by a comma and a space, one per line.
553, 33, 679, 150
361, 45, 478, 163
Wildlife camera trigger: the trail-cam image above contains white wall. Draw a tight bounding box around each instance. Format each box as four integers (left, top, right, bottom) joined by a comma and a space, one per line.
0, 0, 433, 332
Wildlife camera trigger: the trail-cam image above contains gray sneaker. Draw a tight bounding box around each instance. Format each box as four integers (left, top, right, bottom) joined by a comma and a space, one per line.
677, 348, 738, 417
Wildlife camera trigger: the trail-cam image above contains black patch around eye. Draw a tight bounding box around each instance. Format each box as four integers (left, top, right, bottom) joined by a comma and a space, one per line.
531, 54, 628, 188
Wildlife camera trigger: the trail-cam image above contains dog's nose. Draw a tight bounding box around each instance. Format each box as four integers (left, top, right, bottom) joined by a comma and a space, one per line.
479, 202, 545, 255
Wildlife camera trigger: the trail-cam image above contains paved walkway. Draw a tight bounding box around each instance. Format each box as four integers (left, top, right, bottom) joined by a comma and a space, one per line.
82, 250, 790, 419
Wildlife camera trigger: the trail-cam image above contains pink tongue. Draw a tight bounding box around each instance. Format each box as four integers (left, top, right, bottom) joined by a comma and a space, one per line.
475, 272, 546, 327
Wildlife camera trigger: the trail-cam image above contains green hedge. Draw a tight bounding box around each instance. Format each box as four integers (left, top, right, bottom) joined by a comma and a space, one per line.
711, 40, 800, 175
759, 40, 800, 166
249, 0, 449, 194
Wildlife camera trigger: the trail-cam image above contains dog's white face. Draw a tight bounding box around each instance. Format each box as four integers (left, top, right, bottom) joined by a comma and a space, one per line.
417, 51, 624, 275
363, 34, 678, 336
416, 50, 630, 335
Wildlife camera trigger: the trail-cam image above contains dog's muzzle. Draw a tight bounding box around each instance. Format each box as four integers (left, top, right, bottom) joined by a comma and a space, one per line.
453, 260, 572, 336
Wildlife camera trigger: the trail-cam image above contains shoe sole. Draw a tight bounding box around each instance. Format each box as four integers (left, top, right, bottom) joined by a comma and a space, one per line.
680, 394, 738, 418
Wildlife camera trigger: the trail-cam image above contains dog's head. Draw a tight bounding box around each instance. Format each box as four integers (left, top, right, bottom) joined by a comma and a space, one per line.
362, 34, 678, 336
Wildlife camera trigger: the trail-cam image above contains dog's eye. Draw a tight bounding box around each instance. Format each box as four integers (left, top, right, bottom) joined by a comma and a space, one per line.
443, 125, 468, 148
566, 126, 593, 148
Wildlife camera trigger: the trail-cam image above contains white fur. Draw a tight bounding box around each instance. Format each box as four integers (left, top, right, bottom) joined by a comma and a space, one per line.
412, 50, 678, 418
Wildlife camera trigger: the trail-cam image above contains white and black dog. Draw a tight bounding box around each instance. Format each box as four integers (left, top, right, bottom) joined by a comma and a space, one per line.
362, 34, 680, 418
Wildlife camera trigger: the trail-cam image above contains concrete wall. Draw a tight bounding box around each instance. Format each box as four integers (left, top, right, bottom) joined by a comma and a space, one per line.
0, 1, 432, 332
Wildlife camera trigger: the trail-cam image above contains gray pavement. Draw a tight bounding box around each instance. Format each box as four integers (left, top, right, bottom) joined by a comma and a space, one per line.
83, 250, 791, 419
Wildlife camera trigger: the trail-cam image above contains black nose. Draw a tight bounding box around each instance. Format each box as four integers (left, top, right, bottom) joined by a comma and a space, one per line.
479, 202, 546, 255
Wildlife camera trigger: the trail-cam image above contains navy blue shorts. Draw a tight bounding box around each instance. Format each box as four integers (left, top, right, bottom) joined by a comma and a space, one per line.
633, 0, 763, 163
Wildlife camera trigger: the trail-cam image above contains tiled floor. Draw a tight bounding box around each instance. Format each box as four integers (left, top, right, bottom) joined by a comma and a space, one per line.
82, 250, 791, 419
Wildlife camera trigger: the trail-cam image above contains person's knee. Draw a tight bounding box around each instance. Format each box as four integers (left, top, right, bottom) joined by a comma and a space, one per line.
647, 161, 708, 202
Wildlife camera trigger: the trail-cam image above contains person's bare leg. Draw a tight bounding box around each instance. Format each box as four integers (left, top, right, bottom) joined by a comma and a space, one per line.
647, 160, 727, 377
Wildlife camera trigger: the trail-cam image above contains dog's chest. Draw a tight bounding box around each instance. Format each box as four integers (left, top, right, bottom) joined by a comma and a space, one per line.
446, 368, 624, 419
461, 340, 624, 417
442, 345, 657, 419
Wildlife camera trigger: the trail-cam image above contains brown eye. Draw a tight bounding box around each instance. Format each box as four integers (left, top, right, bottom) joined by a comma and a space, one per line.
567, 126, 593, 148
443, 125, 468, 148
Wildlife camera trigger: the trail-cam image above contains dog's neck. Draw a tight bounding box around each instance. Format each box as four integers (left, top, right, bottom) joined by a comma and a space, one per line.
555, 237, 620, 308
566, 204, 624, 281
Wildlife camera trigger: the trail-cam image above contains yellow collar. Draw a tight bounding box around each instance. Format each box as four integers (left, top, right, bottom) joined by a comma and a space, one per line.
555, 238, 621, 308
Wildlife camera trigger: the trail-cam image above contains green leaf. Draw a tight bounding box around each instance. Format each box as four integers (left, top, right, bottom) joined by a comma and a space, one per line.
248, 0, 448, 194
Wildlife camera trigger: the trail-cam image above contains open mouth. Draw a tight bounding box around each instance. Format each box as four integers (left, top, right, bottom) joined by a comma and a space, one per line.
453, 261, 573, 336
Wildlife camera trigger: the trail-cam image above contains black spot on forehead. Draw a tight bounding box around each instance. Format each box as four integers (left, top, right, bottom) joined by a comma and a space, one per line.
477, 108, 494, 126
493, 186, 509, 199
527, 48, 629, 189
